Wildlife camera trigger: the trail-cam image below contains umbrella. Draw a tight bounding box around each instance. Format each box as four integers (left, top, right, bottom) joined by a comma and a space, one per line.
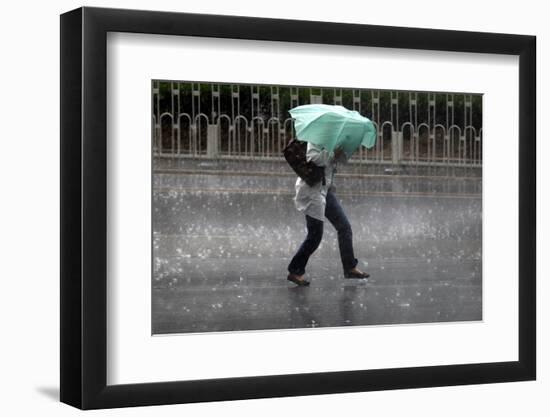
289, 104, 377, 157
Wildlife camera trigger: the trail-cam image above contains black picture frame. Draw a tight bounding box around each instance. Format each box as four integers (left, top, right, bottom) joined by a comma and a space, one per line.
60, 6, 536, 410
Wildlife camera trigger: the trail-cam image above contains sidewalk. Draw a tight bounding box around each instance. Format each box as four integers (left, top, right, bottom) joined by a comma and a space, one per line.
152, 173, 482, 334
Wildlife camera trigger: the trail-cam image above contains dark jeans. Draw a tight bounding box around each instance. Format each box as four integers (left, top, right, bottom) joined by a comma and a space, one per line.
288, 190, 358, 275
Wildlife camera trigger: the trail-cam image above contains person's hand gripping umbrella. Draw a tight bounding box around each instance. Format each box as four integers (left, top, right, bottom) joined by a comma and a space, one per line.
289, 104, 377, 157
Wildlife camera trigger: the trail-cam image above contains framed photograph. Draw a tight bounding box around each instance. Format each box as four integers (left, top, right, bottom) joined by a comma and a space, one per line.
60, 6, 536, 409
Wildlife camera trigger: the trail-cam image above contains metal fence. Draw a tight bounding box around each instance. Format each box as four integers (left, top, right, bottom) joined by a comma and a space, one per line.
152, 81, 482, 168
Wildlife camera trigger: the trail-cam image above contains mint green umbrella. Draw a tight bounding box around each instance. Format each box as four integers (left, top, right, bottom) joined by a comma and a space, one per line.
289, 104, 377, 156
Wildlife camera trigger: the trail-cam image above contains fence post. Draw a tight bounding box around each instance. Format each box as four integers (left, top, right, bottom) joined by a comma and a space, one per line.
392, 131, 402, 164
207, 124, 218, 158
398, 131, 403, 163
310, 94, 322, 104
459, 135, 466, 165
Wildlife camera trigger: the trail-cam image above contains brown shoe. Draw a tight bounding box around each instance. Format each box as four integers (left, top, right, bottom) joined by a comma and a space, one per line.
344, 268, 370, 279
287, 273, 310, 286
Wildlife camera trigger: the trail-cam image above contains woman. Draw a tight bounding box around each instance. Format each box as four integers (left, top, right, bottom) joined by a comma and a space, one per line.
287, 142, 369, 286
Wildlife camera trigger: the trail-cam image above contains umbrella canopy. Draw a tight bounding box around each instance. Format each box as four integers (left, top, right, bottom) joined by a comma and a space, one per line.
289, 104, 377, 156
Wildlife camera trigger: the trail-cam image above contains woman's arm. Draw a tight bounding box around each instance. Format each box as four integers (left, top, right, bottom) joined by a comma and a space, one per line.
305, 142, 333, 167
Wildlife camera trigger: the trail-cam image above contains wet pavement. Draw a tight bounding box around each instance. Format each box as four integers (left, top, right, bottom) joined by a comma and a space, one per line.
152, 169, 482, 334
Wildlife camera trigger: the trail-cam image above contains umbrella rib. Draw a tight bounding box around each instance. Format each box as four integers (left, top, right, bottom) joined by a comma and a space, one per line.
334, 117, 350, 150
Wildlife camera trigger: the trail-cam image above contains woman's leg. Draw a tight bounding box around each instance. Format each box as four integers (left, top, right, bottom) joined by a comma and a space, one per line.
287, 215, 324, 275
324, 190, 359, 273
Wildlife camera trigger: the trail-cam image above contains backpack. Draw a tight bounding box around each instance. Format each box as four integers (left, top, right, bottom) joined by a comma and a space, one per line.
282, 139, 326, 187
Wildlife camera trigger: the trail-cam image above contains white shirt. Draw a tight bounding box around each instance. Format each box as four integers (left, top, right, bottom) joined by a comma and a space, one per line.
293, 142, 346, 221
